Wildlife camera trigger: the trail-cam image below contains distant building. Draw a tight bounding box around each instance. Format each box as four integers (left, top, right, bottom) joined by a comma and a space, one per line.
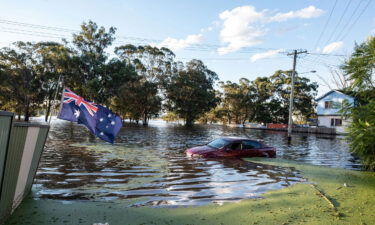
316, 90, 354, 133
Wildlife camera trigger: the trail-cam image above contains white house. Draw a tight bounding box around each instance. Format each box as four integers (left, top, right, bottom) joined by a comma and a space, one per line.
316, 90, 354, 133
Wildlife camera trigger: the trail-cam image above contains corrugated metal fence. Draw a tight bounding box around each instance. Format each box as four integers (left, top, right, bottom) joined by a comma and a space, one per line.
0, 111, 49, 224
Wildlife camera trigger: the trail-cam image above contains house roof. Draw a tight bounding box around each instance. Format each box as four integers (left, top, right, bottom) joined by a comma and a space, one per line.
315, 90, 348, 101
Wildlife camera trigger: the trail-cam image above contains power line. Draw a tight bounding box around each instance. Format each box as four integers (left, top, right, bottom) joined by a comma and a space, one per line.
0, 18, 281, 53
302, 55, 340, 68
339, 0, 372, 41
313, 0, 338, 51
0, 29, 68, 39
0, 19, 77, 33
307, 52, 346, 57
0, 18, 351, 61
323, 0, 352, 47
333, 0, 364, 42
176, 56, 287, 61
0, 26, 70, 38
310, 0, 351, 68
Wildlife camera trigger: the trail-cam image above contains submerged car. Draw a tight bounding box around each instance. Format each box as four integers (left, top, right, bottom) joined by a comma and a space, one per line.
185, 137, 276, 158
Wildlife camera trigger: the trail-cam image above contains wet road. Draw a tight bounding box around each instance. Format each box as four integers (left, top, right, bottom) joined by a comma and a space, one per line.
33, 119, 360, 206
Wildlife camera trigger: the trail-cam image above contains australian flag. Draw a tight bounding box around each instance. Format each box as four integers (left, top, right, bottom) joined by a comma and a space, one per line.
58, 88, 122, 144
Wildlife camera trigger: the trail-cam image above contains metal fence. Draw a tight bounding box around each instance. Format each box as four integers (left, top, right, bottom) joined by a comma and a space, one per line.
0, 111, 49, 223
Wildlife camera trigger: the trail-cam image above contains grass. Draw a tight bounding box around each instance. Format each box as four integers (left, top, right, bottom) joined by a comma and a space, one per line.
4, 158, 375, 225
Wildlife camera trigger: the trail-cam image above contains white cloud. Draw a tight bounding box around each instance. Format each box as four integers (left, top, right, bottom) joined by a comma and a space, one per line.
322, 41, 344, 54
200, 20, 221, 33
217, 5, 324, 54
250, 49, 283, 62
218, 6, 266, 55
158, 34, 203, 51
269, 6, 324, 22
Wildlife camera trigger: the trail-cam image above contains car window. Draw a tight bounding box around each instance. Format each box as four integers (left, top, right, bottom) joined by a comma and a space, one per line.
229, 142, 242, 150
242, 140, 261, 149
207, 138, 230, 149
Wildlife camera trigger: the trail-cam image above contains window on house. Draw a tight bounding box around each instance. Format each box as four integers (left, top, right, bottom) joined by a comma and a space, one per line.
325, 101, 333, 109
330, 118, 342, 127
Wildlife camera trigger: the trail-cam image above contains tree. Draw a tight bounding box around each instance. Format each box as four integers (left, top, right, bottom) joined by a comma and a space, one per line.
248, 77, 274, 124
114, 45, 175, 84
70, 20, 116, 104
165, 59, 219, 126
102, 58, 138, 104
214, 71, 318, 125
342, 36, 375, 170
219, 79, 255, 124
0, 42, 44, 121
115, 45, 175, 125
270, 70, 318, 123
33, 42, 73, 121
112, 79, 162, 123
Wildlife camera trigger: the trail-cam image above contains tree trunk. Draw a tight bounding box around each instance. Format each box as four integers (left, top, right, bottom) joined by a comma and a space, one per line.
185, 116, 194, 127
24, 102, 30, 122
142, 113, 148, 126
45, 99, 52, 122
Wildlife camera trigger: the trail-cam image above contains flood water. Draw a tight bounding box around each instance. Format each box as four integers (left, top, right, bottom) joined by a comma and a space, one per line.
33, 119, 360, 207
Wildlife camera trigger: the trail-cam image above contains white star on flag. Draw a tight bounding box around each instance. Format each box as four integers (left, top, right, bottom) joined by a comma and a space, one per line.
74, 109, 80, 118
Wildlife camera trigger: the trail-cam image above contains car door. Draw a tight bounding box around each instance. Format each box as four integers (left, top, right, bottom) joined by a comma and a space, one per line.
220, 142, 243, 157
241, 140, 262, 157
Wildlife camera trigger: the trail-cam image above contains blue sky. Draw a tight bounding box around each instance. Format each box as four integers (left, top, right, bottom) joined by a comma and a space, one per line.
0, 0, 374, 96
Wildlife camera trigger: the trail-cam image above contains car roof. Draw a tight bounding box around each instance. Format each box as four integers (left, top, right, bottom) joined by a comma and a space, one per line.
220, 137, 256, 142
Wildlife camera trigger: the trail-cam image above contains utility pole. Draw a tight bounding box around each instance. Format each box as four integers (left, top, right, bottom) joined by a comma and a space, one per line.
287, 49, 307, 141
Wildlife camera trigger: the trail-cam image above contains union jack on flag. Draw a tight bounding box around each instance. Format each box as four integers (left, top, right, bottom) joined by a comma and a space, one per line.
63, 88, 98, 116
58, 87, 122, 143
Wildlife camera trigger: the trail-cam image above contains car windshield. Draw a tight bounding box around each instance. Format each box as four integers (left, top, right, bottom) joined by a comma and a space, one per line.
207, 138, 230, 149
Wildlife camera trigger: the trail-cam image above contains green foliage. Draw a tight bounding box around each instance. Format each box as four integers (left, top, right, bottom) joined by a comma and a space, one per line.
343, 36, 375, 170
215, 70, 318, 125
218, 78, 257, 124
33, 41, 74, 121
115, 44, 175, 125
70, 20, 117, 103
0, 42, 45, 121
115, 44, 175, 84
342, 36, 375, 101
270, 70, 318, 123
0, 20, 318, 128
0, 21, 137, 122
347, 100, 375, 170
164, 59, 219, 126
161, 111, 180, 122
112, 79, 162, 125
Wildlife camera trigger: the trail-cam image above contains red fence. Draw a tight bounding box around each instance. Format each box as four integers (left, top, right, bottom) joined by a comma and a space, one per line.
267, 123, 288, 129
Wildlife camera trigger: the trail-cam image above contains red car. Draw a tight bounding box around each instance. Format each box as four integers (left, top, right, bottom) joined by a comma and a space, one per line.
185, 137, 276, 158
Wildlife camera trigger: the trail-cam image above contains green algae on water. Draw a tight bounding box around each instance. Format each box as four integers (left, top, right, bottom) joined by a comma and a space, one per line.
5, 158, 375, 225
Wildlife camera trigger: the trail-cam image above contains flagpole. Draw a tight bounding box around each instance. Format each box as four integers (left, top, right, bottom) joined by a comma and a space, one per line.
56, 76, 65, 119
48, 75, 64, 124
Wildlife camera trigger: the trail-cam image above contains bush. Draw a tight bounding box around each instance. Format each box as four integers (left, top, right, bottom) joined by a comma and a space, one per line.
347, 100, 375, 170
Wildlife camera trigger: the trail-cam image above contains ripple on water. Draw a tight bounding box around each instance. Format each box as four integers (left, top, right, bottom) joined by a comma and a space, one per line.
33, 119, 360, 206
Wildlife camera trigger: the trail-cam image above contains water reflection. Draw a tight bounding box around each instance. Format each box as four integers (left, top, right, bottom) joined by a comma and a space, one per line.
33, 118, 359, 206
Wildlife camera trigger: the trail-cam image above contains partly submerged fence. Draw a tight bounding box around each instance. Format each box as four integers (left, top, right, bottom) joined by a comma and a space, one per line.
247, 125, 337, 135
0, 111, 49, 223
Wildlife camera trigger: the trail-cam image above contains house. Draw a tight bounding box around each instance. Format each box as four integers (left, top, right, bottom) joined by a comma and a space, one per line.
316, 90, 354, 133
